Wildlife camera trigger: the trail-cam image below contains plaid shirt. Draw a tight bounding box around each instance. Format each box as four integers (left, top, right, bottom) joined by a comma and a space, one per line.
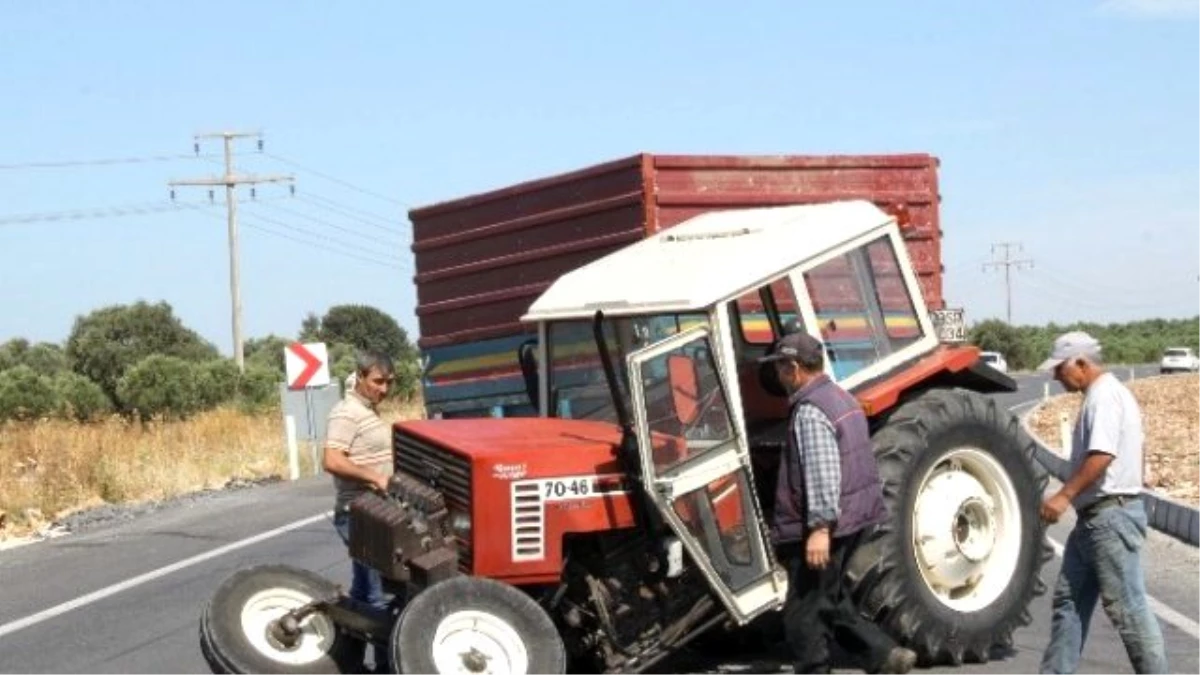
791, 402, 841, 528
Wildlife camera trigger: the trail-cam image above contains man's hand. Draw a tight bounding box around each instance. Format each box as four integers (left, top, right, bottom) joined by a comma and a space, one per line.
1041, 492, 1072, 523
370, 474, 390, 494
806, 527, 831, 570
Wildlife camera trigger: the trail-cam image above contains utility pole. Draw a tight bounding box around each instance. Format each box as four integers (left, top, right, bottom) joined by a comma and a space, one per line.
170, 131, 293, 372
983, 242, 1034, 325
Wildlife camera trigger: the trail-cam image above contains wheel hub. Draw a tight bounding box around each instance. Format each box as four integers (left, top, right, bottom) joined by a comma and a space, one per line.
911, 448, 1020, 612
432, 610, 529, 675
240, 588, 335, 666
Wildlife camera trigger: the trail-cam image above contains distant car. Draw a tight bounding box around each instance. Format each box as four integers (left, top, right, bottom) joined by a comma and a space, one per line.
979, 350, 1008, 373
1159, 347, 1200, 374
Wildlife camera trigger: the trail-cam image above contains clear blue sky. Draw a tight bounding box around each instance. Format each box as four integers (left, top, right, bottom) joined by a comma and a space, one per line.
2, 1, 1196, 356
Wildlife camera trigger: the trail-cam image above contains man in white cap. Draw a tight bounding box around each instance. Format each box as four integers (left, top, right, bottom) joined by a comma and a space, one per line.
1037, 331, 1166, 674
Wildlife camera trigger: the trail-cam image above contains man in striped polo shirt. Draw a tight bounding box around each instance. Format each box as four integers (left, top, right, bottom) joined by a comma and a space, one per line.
322, 350, 395, 672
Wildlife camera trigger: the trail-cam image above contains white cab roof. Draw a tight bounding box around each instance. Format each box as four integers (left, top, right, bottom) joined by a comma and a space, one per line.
521, 200, 895, 322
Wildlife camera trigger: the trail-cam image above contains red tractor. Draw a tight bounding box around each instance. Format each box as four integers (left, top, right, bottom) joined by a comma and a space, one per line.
200, 201, 1048, 673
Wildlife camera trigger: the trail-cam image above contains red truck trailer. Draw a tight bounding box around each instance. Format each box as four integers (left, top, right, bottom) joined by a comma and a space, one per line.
409, 153, 943, 418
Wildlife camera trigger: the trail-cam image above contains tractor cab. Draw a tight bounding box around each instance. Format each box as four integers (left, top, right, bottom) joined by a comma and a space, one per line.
519, 200, 947, 622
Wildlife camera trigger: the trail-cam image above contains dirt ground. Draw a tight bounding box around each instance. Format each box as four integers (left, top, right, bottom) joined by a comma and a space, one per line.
1027, 373, 1199, 505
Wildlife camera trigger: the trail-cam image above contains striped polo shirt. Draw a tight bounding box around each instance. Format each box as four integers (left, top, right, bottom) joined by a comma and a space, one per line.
325, 390, 393, 511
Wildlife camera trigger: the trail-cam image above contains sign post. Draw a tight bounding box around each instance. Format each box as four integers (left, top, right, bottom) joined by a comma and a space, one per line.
282, 342, 335, 477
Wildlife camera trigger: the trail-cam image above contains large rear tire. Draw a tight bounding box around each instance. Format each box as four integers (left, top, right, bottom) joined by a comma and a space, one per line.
390, 576, 566, 674
200, 565, 352, 674
846, 388, 1052, 665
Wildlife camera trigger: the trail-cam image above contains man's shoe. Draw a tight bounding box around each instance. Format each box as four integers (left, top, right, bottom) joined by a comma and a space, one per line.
878, 647, 917, 674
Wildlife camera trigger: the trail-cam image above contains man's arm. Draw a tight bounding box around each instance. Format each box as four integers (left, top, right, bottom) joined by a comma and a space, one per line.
794, 405, 841, 529
322, 447, 389, 492
1060, 452, 1115, 501
1042, 390, 1122, 522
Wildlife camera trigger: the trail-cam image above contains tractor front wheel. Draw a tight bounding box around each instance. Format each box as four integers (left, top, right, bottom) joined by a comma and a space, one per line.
846, 388, 1052, 665
200, 565, 353, 674
390, 576, 566, 674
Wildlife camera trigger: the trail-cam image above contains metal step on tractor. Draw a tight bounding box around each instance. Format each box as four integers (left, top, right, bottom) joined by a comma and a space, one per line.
199, 200, 1050, 674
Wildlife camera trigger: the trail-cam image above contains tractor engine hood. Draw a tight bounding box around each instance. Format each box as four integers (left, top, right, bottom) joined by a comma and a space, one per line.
394, 417, 629, 478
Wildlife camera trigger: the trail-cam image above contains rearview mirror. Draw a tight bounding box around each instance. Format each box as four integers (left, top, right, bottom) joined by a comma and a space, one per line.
667, 354, 700, 426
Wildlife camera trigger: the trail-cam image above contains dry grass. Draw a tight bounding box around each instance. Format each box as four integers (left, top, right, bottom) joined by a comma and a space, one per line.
1028, 373, 1199, 505
0, 397, 425, 541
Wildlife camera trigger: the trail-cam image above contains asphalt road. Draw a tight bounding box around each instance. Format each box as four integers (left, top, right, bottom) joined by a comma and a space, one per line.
0, 366, 1195, 674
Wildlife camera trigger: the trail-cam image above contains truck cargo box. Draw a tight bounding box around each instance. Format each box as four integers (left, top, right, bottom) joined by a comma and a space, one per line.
408, 153, 942, 417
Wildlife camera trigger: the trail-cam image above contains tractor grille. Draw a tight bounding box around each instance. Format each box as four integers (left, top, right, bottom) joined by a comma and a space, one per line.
393, 429, 473, 571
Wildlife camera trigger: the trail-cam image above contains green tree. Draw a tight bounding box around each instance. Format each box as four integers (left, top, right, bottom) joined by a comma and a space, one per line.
65, 301, 218, 409
53, 372, 113, 422
244, 335, 292, 375
237, 365, 280, 413
0, 365, 61, 421
116, 355, 203, 420
196, 359, 241, 410
305, 305, 416, 362
969, 319, 1036, 370
0, 339, 68, 375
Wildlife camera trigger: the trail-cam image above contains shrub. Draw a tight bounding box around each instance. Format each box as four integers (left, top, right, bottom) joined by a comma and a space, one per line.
116, 355, 203, 420
65, 301, 218, 408
0, 365, 61, 421
237, 365, 280, 413
196, 359, 241, 410
53, 372, 113, 421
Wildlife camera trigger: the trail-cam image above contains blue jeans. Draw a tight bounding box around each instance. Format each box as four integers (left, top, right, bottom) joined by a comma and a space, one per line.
333, 510, 391, 672
1040, 500, 1167, 674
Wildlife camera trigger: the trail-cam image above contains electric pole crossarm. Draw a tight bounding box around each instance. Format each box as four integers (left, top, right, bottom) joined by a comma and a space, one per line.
983, 242, 1034, 325
169, 174, 294, 187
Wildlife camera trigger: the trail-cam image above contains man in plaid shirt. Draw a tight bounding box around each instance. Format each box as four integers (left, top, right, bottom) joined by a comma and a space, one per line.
760, 332, 916, 674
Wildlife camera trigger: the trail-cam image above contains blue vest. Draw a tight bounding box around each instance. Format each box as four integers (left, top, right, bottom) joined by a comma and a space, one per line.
773, 374, 887, 542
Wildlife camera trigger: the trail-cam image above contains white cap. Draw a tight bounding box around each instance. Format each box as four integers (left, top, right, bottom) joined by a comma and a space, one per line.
1038, 331, 1102, 372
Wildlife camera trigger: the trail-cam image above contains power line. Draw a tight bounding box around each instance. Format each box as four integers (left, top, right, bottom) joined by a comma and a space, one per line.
249, 200, 403, 248
241, 220, 406, 271
293, 193, 401, 232
182, 204, 406, 272
263, 151, 408, 208
0, 200, 216, 225
243, 210, 410, 270
0, 152, 221, 170
168, 131, 294, 372
982, 242, 1034, 324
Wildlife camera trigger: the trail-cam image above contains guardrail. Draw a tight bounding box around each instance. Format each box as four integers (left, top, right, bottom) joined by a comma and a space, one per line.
1020, 388, 1199, 547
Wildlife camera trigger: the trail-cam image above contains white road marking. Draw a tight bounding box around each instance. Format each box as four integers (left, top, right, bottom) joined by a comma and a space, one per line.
0, 511, 332, 640
1044, 537, 1200, 639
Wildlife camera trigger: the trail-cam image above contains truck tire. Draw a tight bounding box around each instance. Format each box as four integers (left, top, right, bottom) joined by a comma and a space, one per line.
390, 576, 566, 674
845, 388, 1052, 665
200, 565, 351, 674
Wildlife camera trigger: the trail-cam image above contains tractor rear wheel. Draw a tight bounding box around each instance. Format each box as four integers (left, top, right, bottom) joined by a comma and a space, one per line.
846, 388, 1052, 665
200, 565, 352, 674
390, 576, 566, 674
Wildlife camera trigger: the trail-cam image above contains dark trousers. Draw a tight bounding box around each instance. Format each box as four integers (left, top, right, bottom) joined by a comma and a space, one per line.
779, 530, 896, 673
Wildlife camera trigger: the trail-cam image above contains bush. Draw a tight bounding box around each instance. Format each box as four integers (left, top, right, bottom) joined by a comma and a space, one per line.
237, 365, 279, 413
196, 359, 241, 410
53, 372, 113, 421
65, 301, 218, 409
116, 355, 203, 420
244, 335, 292, 376
0, 365, 61, 421
0, 339, 69, 376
